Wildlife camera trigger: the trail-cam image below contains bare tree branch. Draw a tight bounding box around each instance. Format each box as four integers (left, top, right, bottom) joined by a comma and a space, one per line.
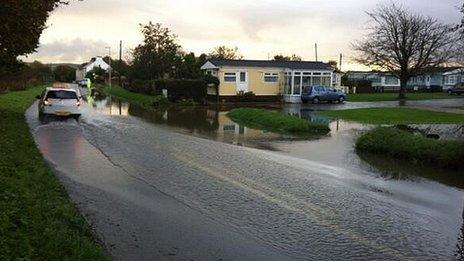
352, 3, 456, 98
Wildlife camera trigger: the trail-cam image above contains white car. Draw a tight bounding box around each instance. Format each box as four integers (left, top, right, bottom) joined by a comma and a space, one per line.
37, 87, 82, 119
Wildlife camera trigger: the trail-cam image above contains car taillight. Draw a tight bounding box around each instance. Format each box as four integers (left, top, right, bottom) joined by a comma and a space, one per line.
76, 100, 81, 106
44, 100, 51, 106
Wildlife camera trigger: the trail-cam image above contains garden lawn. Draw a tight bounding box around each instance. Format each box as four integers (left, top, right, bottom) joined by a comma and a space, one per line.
356, 127, 464, 170
0, 86, 105, 260
347, 92, 464, 102
318, 107, 464, 124
103, 85, 165, 107
227, 108, 330, 134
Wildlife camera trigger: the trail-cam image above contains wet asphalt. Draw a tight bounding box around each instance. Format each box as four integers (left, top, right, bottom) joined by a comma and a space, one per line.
25, 93, 464, 260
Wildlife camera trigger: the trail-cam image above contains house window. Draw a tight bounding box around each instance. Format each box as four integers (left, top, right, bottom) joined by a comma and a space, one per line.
224, 72, 236, 82
263, 72, 279, 83
446, 75, 456, 85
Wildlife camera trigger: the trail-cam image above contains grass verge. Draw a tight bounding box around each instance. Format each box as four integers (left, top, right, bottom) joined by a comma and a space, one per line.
356, 127, 464, 170
0, 86, 105, 260
318, 107, 464, 124
227, 108, 330, 134
102, 85, 166, 107
348, 92, 464, 102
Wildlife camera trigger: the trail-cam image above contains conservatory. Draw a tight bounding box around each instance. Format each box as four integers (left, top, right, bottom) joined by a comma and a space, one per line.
283, 69, 333, 103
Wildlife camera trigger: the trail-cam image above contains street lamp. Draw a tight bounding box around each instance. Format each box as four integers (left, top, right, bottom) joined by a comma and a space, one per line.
105, 46, 112, 89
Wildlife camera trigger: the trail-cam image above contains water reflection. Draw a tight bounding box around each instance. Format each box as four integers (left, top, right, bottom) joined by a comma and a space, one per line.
358, 153, 464, 189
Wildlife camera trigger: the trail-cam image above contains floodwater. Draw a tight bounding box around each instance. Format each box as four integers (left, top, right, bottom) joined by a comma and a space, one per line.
27, 89, 464, 260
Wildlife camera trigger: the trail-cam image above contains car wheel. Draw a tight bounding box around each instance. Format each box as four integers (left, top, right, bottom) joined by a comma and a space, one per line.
73, 115, 81, 121
312, 97, 320, 104
338, 96, 345, 103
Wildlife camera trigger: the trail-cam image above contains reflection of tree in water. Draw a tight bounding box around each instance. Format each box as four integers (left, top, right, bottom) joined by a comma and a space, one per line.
127, 105, 220, 133
456, 206, 464, 260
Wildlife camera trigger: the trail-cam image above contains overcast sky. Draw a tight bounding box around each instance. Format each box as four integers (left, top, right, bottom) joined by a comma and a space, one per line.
25, 0, 462, 70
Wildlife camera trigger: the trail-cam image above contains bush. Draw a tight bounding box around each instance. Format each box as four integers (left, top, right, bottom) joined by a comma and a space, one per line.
53, 65, 75, 83
154, 79, 207, 102
227, 108, 330, 134
126, 79, 154, 95
356, 127, 464, 170
153, 95, 168, 107
177, 98, 196, 106
236, 91, 256, 102
204, 74, 219, 86
126, 79, 207, 102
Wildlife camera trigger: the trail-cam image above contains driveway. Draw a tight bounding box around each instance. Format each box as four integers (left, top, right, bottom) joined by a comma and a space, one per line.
26, 94, 464, 260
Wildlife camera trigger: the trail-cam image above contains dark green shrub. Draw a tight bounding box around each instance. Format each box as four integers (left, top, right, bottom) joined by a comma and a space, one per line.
204, 74, 219, 86
53, 65, 75, 82
356, 127, 464, 170
236, 91, 256, 102
153, 79, 206, 102
177, 98, 196, 106
128, 79, 155, 95
153, 95, 168, 107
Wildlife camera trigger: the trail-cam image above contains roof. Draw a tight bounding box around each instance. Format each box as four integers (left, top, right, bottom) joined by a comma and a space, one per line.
207, 59, 333, 71
77, 57, 106, 70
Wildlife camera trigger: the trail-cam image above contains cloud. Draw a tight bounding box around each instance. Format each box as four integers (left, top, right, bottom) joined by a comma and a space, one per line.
24, 0, 463, 70
24, 38, 110, 63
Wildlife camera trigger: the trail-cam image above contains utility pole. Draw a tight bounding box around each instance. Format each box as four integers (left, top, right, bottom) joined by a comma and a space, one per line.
315, 43, 318, 62
119, 40, 122, 86
105, 46, 111, 89
339, 53, 343, 71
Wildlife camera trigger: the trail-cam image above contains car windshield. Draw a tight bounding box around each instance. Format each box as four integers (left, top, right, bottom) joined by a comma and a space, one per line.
46, 90, 78, 99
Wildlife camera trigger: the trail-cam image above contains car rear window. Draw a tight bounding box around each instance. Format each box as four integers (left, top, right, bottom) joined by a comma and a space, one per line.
304, 86, 312, 93
46, 90, 78, 99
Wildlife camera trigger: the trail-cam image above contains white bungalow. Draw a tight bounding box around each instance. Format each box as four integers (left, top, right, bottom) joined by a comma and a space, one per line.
75, 56, 110, 81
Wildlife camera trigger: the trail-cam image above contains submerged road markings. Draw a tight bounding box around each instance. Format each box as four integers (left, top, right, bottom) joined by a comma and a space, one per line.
173, 151, 408, 260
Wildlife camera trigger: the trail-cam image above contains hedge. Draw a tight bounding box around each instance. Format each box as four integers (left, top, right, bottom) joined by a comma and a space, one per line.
126, 79, 207, 102
356, 127, 464, 170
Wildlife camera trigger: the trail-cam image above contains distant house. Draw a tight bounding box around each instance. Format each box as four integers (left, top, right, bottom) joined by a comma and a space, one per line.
75, 56, 110, 81
201, 59, 334, 103
345, 71, 400, 91
442, 68, 464, 91
407, 67, 463, 91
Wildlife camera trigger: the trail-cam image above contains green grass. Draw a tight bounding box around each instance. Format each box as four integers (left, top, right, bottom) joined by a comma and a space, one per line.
227, 108, 330, 134
0, 86, 105, 260
318, 107, 464, 124
102, 85, 166, 107
347, 92, 464, 102
356, 127, 464, 170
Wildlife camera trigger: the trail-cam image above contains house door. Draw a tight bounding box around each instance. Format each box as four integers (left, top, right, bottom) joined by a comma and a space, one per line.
236, 71, 248, 92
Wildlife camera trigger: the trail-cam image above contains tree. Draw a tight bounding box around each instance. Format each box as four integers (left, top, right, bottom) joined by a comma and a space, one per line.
53, 65, 75, 82
0, 0, 69, 73
28, 61, 53, 82
327, 60, 338, 70
353, 4, 455, 99
209, 46, 243, 59
85, 66, 106, 83
273, 54, 302, 61
130, 22, 182, 80
178, 52, 208, 79
103, 56, 130, 78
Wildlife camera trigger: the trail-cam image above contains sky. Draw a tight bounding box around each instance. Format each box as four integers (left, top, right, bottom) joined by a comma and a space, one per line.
24, 0, 463, 71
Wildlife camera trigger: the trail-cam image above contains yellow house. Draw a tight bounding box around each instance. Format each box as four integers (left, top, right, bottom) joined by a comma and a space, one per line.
201, 59, 334, 103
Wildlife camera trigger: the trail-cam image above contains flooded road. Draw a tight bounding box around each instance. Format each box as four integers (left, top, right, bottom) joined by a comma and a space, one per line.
27, 90, 464, 260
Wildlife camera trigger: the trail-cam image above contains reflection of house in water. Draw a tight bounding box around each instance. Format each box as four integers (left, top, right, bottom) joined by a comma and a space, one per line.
93, 98, 130, 116
206, 109, 281, 145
